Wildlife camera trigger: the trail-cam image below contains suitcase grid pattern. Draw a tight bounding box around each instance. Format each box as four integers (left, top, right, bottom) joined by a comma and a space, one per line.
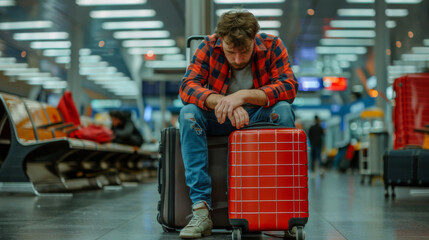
228, 129, 309, 231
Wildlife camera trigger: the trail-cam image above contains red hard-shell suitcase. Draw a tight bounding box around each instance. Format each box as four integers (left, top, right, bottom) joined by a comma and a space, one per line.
393, 73, 429, 149
228, 127, 308, 240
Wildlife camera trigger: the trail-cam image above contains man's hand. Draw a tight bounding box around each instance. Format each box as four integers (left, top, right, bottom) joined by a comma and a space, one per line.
214, 93, 245, 124
229, 106, 249, 129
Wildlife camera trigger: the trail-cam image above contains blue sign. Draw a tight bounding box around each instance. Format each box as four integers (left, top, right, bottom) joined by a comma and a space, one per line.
298, 77, 323, 91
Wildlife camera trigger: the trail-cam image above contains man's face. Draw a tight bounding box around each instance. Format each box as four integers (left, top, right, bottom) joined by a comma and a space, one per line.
222, 37, 254, 70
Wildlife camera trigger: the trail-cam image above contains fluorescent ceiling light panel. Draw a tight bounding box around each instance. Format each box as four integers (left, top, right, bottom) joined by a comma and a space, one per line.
113, 30, 169, 39
88, 76, 129, 81
0, 57, 16, 64
216, 9, 283, 17
325, 30, 375, 38
13, 32, 69, 41
386, 9, 408, 17
79, 55, 102, 63
145, 60, 187, 69
80, 48, 91, 56
80, 62, 109, 68
412, 47, 429, 54
214, 0, 285, 3
55, 56, 71, 64
76, 0, 146, 5
260, 30, 279, 36
336, 54, 359, 61
102, 21, 163, 30
347, 0, 422, 3
80, 66, 117, 75
0, 21, 52, 30
339, 61, 351, 68
30, 41, 71, 49
90, 9, 156, 19
0, 63, 28, 70
128, 47, 181, 55
162, 54, 185, 61
401, 54, 429, 61
386, 20, 397, 28
321, 39, 375, 46
316, 47, 367, 54
330, 20, 375, 28
122, 39, 175, 48
337, 9, 375, 17
259, 20, 281, 28
43, 81, 67, 89
0, 0, 15, 7
43, 49, 71, 57
424, 39, 429, 46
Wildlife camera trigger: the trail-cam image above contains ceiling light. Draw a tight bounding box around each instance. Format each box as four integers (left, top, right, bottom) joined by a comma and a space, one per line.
214, 0, 285, 3
162, 54, 185, 61
401, 54, 429, 61
321, 39, 375, 46
386, 20, 397, 28
102, 21, 163, 30
0, 0, 15, 7
43, 49, 71, 57
90, 9, 156, 19
0, 57, 16, 64
55, 56, 71, 64
0, 21, 52, 30
347, 0, 422, 3
386, 9, 408, 17
30, 41, 71, 49
336, 54, 359, 61
325, 30, 375, 38
0, 63, 27, 70
79, 48, 92, 56
258, 20, 281, 28
316, 47, 367, 54
80, 66, 117, 75
76, 0, 146, 5
411, 47, 429, 54
43, 81, 67, 89
79, 55, 102, 63
330, 20, 375, 28
128, 47, 181, 55
113, 30, 170, 39
216, 9, 283, 17
259, 30, 279, 36
337, 9, 375, 17
146, 60, 187, 69
20, 76, 59, 82
122, 39, 175, 48
13, 32, 69, 41
424, 39, 429, 46
80, 62, 109, 68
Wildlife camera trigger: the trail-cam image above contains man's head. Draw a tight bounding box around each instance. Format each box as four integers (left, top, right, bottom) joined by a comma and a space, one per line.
216, 10, 259, 69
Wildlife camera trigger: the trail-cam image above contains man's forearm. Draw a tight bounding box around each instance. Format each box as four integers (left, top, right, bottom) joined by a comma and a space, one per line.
204, 94, 224, 110
240, 89, 267, 106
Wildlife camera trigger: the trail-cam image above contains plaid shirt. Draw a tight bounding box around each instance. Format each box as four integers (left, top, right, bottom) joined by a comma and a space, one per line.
179, 33, 298, 110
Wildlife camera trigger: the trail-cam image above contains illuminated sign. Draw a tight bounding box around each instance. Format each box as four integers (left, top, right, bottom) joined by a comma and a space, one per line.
323, 76, 348, 91
297, 76, 323, 91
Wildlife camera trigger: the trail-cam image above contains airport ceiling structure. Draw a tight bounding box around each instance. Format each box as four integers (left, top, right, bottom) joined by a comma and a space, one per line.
0, 0, 428, 102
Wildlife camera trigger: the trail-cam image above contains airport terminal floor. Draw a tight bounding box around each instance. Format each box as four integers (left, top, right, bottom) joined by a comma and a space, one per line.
1, 171, 429, 240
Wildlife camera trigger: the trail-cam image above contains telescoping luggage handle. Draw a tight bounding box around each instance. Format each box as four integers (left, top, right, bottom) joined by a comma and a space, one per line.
186, 35, 206, 66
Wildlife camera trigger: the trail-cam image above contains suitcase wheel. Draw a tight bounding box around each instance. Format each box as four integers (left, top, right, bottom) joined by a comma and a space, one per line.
286, 226, 306, 240
232, 228, 242, 240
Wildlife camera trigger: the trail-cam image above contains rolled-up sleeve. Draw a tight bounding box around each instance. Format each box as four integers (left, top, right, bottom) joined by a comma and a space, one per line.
179, 38, 216, 110
259, 37, 299, 107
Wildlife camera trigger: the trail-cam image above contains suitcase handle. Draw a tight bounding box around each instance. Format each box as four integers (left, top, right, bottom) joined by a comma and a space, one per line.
243, 122, 289, 129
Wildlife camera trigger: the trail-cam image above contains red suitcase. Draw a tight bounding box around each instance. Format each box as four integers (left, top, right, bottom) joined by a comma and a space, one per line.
393, 73, 429, 149
228, 127, 308, 240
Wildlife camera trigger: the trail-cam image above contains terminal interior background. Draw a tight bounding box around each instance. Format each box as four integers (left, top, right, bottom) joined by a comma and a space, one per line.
0, 0, 429, 240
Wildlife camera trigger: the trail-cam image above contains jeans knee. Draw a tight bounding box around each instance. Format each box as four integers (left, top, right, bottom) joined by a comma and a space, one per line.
271, 101, 295, 127
179, 104, 205, 135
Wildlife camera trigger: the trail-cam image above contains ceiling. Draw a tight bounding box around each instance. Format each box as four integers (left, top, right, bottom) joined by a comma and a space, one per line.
0, 0, 428, 102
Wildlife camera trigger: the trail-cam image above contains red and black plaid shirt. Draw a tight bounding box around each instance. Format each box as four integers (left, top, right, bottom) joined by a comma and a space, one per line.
179, 33, 298, 110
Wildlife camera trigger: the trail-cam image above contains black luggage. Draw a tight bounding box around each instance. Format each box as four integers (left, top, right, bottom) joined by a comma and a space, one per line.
157, 127, 230, 232
383, 149, 429, 198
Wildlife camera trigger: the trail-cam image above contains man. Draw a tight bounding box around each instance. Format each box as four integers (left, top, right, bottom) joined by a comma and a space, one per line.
308, 115, 324, 175
178, 10, 298, 239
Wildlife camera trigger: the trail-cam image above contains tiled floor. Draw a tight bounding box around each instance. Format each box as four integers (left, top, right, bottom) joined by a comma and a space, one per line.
1, 172, 429, 240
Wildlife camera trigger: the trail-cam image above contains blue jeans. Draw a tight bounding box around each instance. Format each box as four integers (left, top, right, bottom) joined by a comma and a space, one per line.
179, 101, 295, 209
310, 145, 322, 172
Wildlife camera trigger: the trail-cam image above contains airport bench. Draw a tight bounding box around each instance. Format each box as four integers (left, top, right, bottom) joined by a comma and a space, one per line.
0, 92, 156, 194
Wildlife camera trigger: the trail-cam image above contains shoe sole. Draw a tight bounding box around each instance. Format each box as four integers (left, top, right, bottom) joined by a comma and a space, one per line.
179, 229, 212, 239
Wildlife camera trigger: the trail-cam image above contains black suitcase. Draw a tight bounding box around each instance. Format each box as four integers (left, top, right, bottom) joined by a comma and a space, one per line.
157, 127, 231, 232
416, 150, 429, 184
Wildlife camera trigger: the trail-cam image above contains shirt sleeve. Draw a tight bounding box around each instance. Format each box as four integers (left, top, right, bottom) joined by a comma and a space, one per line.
259, 37, 299, 107
179, 37, 217, 110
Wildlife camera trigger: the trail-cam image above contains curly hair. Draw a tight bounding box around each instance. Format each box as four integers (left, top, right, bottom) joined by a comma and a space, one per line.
216, 10, 260, 50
